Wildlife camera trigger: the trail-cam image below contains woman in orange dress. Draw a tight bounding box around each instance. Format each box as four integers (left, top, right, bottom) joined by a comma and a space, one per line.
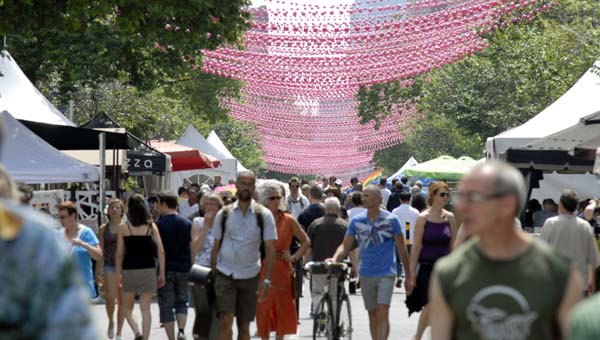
256, 183, 310, 340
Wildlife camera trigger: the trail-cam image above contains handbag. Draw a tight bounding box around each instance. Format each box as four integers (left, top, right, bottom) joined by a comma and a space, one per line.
189, 264, 216, 304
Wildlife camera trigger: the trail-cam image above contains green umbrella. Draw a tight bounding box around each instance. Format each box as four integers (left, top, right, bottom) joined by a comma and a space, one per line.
403, 155, 477, 181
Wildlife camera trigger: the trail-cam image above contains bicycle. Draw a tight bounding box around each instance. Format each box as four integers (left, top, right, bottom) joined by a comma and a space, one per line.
305, 261, 353, 340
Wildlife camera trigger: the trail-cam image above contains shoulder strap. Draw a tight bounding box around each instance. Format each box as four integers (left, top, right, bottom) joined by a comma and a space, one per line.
147, 223, 154, 236
126, 221, 133, 235
253, 203, 264, 241
220, 206, 231, 238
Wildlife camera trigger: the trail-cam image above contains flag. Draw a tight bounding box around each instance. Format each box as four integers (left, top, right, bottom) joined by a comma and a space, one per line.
362, 168, 383, 186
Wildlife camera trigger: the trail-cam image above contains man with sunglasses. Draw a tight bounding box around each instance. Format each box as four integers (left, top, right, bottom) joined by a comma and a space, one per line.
179, 183, 200, 220
429, 161, 583, 340
286, 177, 309, 219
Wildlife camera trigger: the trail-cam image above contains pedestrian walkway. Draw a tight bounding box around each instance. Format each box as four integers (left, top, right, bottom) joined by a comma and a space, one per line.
92, 283, 425, 339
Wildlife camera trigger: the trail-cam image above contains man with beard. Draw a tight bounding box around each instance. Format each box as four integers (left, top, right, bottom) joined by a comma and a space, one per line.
429, 161, 583, 340
211, 171, 277, 340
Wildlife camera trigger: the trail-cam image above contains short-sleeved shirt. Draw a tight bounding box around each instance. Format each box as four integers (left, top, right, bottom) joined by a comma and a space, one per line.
391, 204, 419, 245
68, 225, 100, 298
179, 200, 198, 220
541, 214, 598, 287
1, 201, 97, 339
286, 194, 309, 219
157, 213, 193, 272
347, 209, 401, 277
307, 214, 348, 262
212, 200, 277, 279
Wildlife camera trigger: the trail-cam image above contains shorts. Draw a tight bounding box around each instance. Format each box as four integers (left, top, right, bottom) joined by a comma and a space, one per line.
214, 271, 260, 322
360, 275, 395, 311
158, 272, 190, 323
122, 268, 156, 294
104, 265, 116, 273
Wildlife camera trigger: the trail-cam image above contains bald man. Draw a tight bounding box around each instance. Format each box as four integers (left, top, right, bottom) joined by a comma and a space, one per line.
430, 161, 583, 340
329, 184, 411, 340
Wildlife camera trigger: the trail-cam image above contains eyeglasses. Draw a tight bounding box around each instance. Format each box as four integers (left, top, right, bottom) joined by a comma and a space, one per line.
268, 196, 282, 201
109, 206, 122, 211
437, 192, 449, 198
457, 191, 505, 204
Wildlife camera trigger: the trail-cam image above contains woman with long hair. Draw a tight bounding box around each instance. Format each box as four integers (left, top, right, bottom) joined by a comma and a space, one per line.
190, 192, 224, 340
97, 198, 140, 340
116, 194, 166, 340
407, 182, 457, 340
255, 183, 310, 340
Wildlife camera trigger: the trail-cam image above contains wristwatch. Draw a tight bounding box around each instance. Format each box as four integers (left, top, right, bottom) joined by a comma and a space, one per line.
263, 278, 272, 286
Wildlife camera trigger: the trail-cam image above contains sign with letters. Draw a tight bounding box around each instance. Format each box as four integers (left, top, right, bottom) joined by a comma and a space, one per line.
126, 151, 166, 175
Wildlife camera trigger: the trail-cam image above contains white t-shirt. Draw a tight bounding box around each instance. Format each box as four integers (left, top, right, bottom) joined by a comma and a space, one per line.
392, 204, 419, 245
347, 207, 367, 222
380, 188, 392, 208
179, 200, 199, 219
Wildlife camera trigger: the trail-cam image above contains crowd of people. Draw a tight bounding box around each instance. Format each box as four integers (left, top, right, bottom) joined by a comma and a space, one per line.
3, 160, 600, 340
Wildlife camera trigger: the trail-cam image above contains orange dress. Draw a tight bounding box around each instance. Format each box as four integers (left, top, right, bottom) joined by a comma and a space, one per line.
256, 211, 297, 337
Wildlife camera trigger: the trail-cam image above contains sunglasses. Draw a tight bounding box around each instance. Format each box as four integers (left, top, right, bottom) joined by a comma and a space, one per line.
290, 185, 299, 189
438, 192, 449, 198
268, 196, 282, 201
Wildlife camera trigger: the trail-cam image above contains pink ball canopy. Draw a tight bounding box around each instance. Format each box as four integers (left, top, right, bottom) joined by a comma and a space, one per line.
201, 0, 555, 178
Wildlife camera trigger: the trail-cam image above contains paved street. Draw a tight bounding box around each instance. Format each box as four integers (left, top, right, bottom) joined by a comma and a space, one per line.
92, 280, 427, 340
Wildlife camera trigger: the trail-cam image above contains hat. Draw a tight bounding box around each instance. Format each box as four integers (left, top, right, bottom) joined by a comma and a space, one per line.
200, 184, 211, 194
335, 179, 343, 186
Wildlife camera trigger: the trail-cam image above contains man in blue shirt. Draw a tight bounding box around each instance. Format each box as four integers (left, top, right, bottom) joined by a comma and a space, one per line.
329, 184, 412, 340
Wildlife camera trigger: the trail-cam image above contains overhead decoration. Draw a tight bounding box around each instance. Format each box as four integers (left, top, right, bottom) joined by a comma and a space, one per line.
201, 0, 555, 178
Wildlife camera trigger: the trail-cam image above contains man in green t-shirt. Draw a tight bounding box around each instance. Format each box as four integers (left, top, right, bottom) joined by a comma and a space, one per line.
429, 161, 583, 340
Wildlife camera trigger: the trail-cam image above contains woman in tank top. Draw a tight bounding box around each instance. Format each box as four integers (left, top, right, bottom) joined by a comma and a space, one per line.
407, 181, 457, 340
116, 194, 166, 340
97, 198, 141, 340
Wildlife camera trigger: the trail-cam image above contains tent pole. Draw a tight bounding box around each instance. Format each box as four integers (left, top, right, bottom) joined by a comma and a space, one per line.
99, 133, 106, 229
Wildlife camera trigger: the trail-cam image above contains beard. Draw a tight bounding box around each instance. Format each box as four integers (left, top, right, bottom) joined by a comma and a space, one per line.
238, 190, 252, 202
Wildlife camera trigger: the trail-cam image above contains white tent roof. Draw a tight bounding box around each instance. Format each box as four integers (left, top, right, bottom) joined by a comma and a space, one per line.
207, 130, 249, 172
177, 125, 227, 160
1, 111, 99, 183
387, 157, 418, 181
0, 50, 75, 126
486, 59, 600, 158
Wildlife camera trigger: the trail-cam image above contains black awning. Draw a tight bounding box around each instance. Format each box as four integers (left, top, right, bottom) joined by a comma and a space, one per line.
19, 119, 132, 150
506, 149, 594, 172
80, 112, 167, 175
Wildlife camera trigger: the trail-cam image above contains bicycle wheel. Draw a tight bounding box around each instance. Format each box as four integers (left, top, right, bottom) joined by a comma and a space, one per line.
336, 294, 353, 340
313, 296, 334, 340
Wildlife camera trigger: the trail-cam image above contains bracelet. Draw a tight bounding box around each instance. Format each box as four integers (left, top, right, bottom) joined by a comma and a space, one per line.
263, 279, 272, 286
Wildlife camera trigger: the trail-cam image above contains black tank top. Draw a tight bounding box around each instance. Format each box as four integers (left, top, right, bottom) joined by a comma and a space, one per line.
122, 223, 156, 270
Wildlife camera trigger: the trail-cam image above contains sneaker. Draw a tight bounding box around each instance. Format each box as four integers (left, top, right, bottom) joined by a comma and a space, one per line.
90, 296, 105, 304
177, 331, 186, 340
395, 278, 403, 288
134, 333, 143, 340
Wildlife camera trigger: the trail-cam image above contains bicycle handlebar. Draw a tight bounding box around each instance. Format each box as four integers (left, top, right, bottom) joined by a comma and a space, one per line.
304, 261, 349, 272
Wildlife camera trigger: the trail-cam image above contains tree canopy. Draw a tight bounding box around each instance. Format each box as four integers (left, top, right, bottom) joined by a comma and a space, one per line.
359, 0, 600, 174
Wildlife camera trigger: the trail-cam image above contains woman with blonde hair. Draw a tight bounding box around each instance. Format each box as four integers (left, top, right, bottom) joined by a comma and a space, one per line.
255, 183, 310, 340
97, 198, 140, 340
407, 181, 457, 340
116, 194, 166, 340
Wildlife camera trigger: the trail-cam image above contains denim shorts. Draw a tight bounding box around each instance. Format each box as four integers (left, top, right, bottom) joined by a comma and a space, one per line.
158, 272, 190, 323
104, 265, 116, 273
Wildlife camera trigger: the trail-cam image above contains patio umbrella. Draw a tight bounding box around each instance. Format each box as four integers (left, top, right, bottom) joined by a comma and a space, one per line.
403, 155, 477, 181
150, 141, 221, 171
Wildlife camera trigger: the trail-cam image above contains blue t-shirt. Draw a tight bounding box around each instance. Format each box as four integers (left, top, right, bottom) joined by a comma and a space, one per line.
65, 226, 100, 298
347, 210, 401, 277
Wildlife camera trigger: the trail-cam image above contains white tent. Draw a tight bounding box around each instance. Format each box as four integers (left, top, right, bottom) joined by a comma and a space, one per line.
486, 59, 600, 159
387, 157, 418, 182
207, 130, 249, 172
0, 50, 75, 126
1, 111, 99, 183
168, 126, 242, 190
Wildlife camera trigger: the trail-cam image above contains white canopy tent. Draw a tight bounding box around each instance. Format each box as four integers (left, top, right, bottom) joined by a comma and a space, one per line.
387, 157, 418, 182
0, 50, 75, 126
1, 111, 99, 183
207, 130, 249, 173
486, 59, 600, 159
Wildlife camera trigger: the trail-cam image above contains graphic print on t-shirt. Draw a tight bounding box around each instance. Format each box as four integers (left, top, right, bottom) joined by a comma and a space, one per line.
354, 216, 395, 249
466, 285, 538, 340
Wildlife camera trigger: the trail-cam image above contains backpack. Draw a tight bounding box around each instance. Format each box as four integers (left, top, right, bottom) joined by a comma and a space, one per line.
220, 203, 266, 260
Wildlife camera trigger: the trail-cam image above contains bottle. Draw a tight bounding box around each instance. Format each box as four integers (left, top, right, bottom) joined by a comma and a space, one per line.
348, 272, 357, 295
405, 221, 411, 247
